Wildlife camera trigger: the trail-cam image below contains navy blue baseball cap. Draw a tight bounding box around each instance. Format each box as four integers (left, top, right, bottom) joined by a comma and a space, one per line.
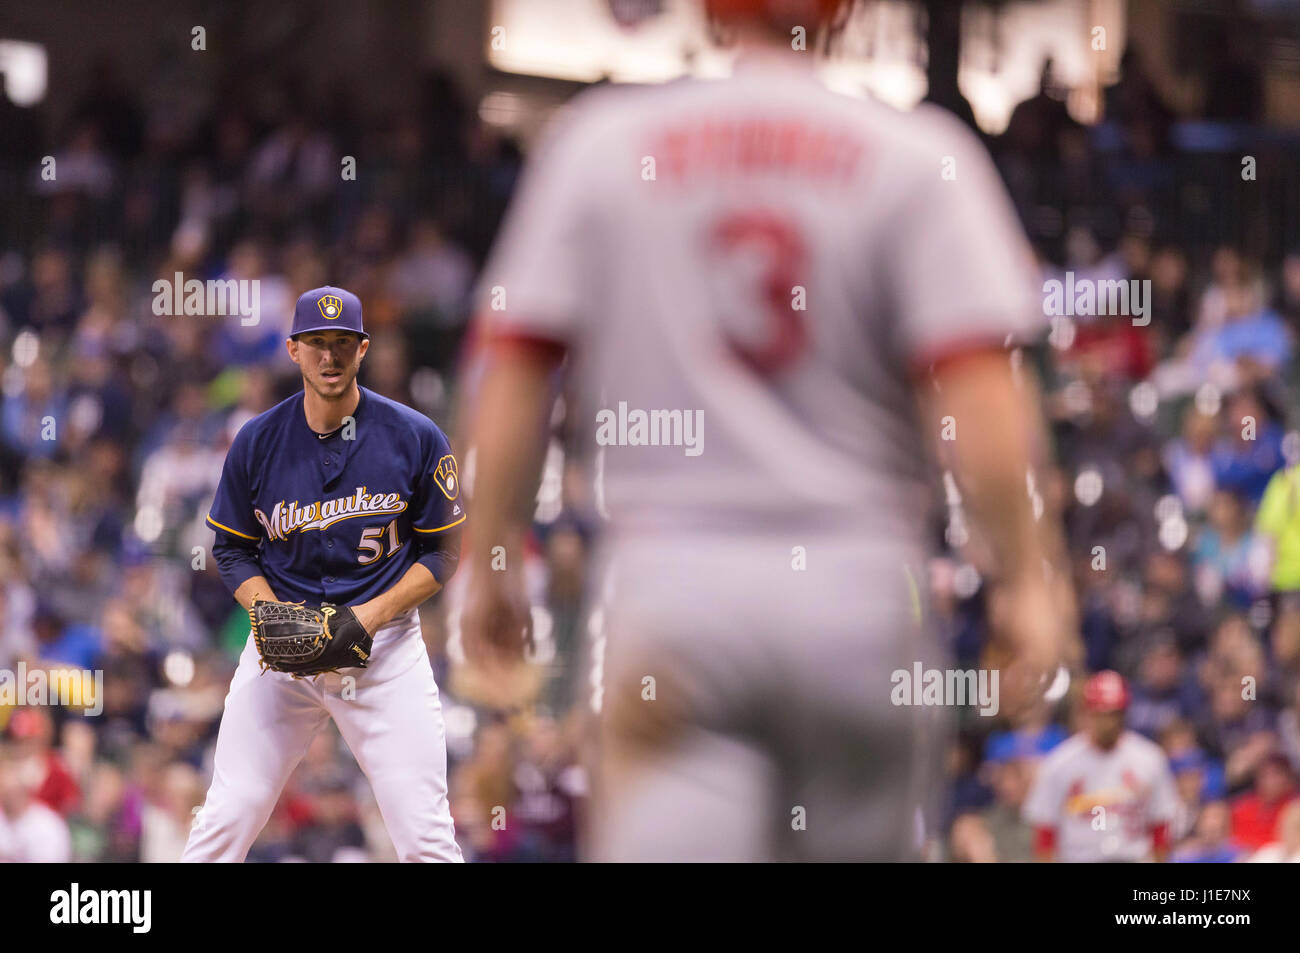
289, 286, 368, 339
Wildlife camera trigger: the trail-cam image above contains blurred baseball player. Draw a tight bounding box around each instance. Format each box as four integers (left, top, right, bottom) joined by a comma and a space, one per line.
1023, 671, 1178, 862
460, 0, 1072, 860
183, 286, 464, 862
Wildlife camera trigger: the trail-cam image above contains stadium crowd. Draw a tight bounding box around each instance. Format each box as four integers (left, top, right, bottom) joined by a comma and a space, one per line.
0, 42, 1298, 862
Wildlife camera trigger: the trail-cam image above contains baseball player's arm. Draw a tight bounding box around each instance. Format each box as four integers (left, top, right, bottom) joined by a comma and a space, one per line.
1149, 823, 1171, 863
457, 98, 589, 686
460, 88, 588, 591
918, 353, 1076, 704
1031, 826, 1057, 863
884, 115, 1076, 702
210, 428, 277, 607
351, 561, 443, 637
459, 340, 557, 668
212, 530, 278, 607
232, 574, 280, 611
349, 434, 465, 636
1147, 756, 1179, 863
1021, 754, 1064, 863
465, 344, 554, 555
920, 353, 1066, 578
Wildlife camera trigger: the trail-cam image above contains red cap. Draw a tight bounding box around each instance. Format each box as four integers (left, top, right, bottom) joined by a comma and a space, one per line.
704, 0, 847, 24
1083, 671, 1130, 712
8, 708, 48, 739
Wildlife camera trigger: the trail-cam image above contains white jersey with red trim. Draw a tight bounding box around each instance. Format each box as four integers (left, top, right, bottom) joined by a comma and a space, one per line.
1022, 730, 1179, 862
478, 57, 1043, 542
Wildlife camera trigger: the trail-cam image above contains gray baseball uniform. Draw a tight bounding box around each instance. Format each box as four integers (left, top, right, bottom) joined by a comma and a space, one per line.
479, 56, 1042, 860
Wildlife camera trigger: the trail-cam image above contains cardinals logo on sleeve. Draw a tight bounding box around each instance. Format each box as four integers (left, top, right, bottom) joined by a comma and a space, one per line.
434, 454, 459, 501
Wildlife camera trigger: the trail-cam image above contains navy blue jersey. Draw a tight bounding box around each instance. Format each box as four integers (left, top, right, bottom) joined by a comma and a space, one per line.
206, 387, 464, 606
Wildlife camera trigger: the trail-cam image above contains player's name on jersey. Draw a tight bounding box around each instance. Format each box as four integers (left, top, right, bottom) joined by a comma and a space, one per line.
254, 487, 408, 541
151, 272, 260, 326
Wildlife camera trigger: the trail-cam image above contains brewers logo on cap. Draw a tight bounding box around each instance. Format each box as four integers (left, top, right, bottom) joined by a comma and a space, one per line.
290, 286, 366, 339
317, 295, 344, 320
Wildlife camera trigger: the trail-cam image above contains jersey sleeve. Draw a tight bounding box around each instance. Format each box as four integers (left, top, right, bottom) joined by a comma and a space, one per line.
206, 427, 261, 541
880, 112, 1044, 372
475, 104, 598, 346
1021, 756, 1064, 828
411, 426, 465, 538
1145, 751, 1179, 827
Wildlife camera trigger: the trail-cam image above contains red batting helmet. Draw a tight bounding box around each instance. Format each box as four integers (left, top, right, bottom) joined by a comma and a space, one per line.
1083, 670, 1130, 712
704, 0, 849, 25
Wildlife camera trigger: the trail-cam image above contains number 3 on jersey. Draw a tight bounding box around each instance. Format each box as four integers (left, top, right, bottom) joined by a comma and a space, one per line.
707, 210, 808, 376
357, 519, 401, 564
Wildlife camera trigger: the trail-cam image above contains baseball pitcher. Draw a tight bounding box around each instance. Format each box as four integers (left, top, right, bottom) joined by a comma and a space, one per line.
183, 286, 464, 862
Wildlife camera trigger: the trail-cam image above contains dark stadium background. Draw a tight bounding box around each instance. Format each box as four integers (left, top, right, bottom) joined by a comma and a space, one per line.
1, 0, 1299, 862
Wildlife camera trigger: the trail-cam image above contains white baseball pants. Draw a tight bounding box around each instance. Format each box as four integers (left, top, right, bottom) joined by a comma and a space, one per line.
182, 609, 462, 863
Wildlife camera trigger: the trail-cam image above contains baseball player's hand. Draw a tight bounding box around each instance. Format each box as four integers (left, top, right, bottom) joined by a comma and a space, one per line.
985, 573, 1078, 718
458, 568, 535, 710
249, 600, 373, 677
349, 601, 387, 639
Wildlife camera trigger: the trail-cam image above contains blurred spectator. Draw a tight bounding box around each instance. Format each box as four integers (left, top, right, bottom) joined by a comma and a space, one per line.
246, 117, 335, 239
1190, 490, 1270, 607
1171, 800, 1240, 863
140, 760, 203, 862
67, 760, 131, 862
1188, 292, 1293, 395
390, 218, 474, 325
1247, 799, 1300, 862
1196, 615, 1277, 788
956, 737, 1036, 863
287, 768, 368, 864
1166, 744, 1227, 841
1163, 407, 1219, 517
452, 721, 520, 862
1209, 391, 1287, 505
509, 713, 586, 862
1003, 58, 1078, 163
1127, 635, 1201, 741
1230, 753, 1297, 851
7, 708, 80, 816
0, 742, 72, 861
1147, 244, 1193, 341
1103, 47, 1175, 153
1136, 552, 1211, 657
1280, 680, 1300, 774
36, 123, 115, 202
2, 357, 68, 461
1255, 464, 1300, 674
